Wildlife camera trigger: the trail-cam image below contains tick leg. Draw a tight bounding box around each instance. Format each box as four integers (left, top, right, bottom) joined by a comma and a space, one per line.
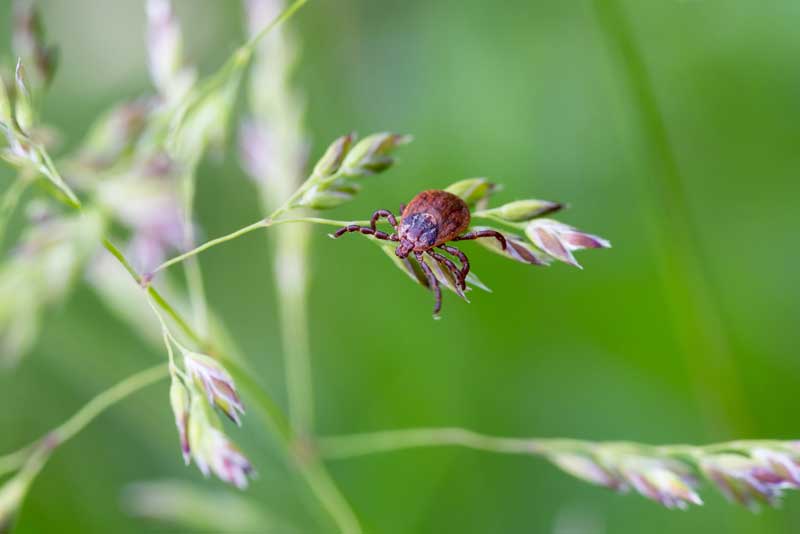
438, 244, 469, 287
332, 225, 397, 241
428, 249, 466, 290
415, 251, 442, 317
370, 209, 399, 231
453, 230, 507, 250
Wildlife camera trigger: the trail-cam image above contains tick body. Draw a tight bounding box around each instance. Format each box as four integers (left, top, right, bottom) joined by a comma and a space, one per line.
332, 189, 507, 316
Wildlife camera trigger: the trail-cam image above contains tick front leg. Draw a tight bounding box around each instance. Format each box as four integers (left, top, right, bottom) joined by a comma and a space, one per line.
428, 249, 466, 290
370, 209, 399, 231
415, 251, 442, 317
453, 229, 507, 250
438, 244, 469, 287
332, 225, 397, 241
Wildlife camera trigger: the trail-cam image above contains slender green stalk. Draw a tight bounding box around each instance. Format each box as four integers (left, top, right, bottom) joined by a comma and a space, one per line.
102, 238, 142, 283
278, 216, 371, 228
2, 0, 360, 529
0, 449, 30, 478
318, 427, 786, 462
152, 219, 270, 274
102, 239, 204, 348
17, 160, 358, 534
183, 255, 209, 336
0, 364, 168, 476
295, 458, 362, 534
164, 0, 309, 340
274, 223, 314, 434
593, 0, 751, 435
101, 218, 360, 534
320, 428, 553, 459
242, 5, 361, 527
149, 217, 372, 275
146, 286, 204, 348
50, 364, 169, 444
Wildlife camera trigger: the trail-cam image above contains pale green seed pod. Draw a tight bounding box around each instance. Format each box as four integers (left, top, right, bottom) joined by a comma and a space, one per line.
169, 376, 191, 464
444, 178, 496, 208
480, 199, 562, 222
0, 72, 12, 125
304, 188, 356, 209
312, 133, 353, 178
340, 132, 411, 176
298, 181, 360, 210
12, 0, 59, 90
14, 60, 34, 133
550, 452, 624, 490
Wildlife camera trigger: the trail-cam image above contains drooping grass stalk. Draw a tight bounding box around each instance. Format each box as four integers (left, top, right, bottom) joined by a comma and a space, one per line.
182, 249, 210, 337
593, 0, 752, 435
109, 222, 360, 531
150, 218, 271, 275
5, 106, 362, 534
318, 428, 762, 460
320, 428, 554, 458
102, 212, 360, 532
145, 271, 360, 532
149, 216, 372, 275
129, 266, 360, 530
318, 428, 800, 510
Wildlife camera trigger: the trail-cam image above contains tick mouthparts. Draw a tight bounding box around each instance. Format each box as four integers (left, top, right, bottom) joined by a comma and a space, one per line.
395, 241, 413, 258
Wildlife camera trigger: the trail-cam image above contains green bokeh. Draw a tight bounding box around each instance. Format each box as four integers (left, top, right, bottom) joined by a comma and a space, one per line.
1, 0, 799, 532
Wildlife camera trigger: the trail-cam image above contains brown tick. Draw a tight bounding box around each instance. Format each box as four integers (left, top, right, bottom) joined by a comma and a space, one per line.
333, 189, 507, 315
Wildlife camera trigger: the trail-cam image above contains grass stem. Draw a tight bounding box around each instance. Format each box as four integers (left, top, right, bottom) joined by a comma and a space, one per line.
593, 0, 752, 436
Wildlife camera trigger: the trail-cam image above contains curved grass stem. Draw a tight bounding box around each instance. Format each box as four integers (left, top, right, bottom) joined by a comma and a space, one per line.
148, 216, 373, 276
0, 364, 169, 476
319, 428, 552, 459
318, 428, 787, 464
593, 0, 751, 436
50, 364, 169, 445
0, 447, 31, 478
102, 219, 361, 533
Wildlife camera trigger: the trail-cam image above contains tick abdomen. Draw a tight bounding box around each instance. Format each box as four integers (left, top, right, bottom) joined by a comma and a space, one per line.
400, 190, 471, 248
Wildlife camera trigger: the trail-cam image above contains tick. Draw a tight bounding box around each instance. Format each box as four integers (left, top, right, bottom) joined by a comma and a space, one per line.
332, 189, 507, 315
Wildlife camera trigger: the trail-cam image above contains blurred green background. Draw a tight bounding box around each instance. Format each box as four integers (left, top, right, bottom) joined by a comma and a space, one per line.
2, 0, 800, 532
